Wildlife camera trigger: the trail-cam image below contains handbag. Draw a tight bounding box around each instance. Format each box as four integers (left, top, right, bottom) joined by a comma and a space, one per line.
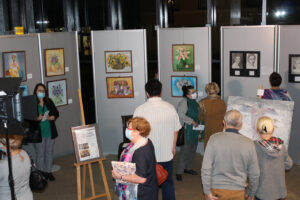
30, 159, 47, 190
156, 163, 168, 186
26, 129, 42, 143
176, 124, 185, 146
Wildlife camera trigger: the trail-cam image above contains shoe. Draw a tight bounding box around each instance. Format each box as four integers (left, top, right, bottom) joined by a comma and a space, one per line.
176, 174, 182, 181
39, 170, 48, 179
47, 173, 55, 181
184, 169, 198, 175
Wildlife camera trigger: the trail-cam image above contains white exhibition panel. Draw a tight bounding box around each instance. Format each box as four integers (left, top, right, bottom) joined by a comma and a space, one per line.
278, 25, 300, 164
157, 27, 211, 154
221, 26, 276, 100
92, 30, 147, 154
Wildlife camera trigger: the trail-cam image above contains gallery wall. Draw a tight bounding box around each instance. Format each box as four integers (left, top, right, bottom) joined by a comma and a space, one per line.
0, 32, 81, 158
277, 25, 300, 164
221, 26, 277, 101
91, 30, 148, 155
157, 27, 211, 153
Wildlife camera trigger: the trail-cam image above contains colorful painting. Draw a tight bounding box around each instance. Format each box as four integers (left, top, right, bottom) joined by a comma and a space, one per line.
19, 85, 29, 96
105, 51, 132, 73
2, 51, 26, 81
47, 79, 68, 106
171, 76, 197, 97
106, 76, 134, 98
45, 48, 65, 77
172, 44, 194, 72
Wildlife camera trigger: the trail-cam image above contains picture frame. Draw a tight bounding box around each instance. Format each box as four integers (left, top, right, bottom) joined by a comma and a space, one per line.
71, 124, 103, 163
106, 76, 134, 98
2, 51, 27, 81
44, 48, 65, 77
230, 51, 260, 77
105, 50, 133, 73
47, 79, 68, 107
171, 76, 197, 97
19, 84, 29, 96
289, 54, 300, 83
172, 44, 194, 72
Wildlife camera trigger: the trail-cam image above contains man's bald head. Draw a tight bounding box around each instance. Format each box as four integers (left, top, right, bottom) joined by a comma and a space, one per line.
223, 110, 243, 130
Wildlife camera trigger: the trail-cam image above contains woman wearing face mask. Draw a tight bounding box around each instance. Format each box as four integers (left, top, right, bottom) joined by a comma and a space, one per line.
112, 117, 158, 200
28, 83, 59, 181
175, 85, 201, 181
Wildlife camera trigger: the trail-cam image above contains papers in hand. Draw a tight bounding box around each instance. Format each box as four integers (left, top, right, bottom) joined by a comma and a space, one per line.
111, 161, 136, 183
41, 111, 49, 121
193, 124, 205, 131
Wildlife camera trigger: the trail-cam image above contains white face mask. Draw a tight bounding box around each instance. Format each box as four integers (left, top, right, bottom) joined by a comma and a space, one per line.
191, 93, 197, 99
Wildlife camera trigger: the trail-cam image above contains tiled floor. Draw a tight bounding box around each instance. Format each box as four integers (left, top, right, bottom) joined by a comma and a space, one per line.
33, 153, 300, 200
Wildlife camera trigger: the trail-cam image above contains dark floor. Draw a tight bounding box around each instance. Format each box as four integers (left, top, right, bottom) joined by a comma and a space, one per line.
32, 153, 300, 200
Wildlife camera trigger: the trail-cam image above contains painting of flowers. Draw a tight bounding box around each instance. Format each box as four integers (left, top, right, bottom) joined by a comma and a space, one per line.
171, 76, 197, 97
105, 51, 132, 73
3, 51, 27, 81
172, 44, 194, 72
45, 48, 65, 77
47, 79, 68, 106
106, 76, 134, 98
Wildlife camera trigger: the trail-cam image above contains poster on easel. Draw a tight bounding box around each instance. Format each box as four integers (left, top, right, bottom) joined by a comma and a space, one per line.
71, 124, 103, 163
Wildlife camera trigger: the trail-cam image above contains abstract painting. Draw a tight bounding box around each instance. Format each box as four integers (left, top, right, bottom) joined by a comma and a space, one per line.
45, 48, 65, 77
172, 44, 194, 72
3, 51, 27, 81
106, 76, 134, 98
47, 79, 68, 106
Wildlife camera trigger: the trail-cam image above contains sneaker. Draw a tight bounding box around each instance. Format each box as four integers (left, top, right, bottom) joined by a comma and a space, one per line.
176, 174, 182, 181
184, 169, 198, 175
47, 173, 55, 181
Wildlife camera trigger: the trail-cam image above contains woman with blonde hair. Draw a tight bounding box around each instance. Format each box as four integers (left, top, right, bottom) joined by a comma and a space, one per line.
252, 116, 293, 200
0, 134, 33, 200
199, 82, 226, 149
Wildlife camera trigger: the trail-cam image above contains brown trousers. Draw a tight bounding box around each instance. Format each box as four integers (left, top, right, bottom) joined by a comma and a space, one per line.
205, 188, 245, 200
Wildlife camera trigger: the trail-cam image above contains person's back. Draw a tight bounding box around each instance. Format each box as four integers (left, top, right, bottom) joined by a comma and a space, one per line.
0, 150, 33, 200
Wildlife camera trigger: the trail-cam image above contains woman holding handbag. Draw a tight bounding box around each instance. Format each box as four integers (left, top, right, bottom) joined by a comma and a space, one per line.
28, 83, 59, 181
176, 85, 201, 181
112, 117, 158, 200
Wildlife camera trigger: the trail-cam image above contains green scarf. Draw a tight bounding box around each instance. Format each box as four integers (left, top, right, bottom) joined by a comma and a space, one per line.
185, 97, 201, 144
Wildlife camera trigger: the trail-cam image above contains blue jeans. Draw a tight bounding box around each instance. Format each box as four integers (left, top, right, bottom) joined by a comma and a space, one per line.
158, 159, 175, 200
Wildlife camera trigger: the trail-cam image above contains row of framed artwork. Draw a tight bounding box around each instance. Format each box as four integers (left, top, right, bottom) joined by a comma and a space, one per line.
105, 75, 198, 98
2, 48, 65, 81
229, 51, 300, 82
20, 79, 68, 107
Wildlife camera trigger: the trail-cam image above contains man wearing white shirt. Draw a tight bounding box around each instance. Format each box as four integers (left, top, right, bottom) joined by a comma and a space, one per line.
134, 79, 181, 200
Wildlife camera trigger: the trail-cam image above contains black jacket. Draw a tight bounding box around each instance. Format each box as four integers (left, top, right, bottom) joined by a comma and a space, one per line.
28, 98, 59, 142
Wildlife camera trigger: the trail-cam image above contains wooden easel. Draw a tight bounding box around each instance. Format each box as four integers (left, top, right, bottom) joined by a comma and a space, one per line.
74, 89, 111, 200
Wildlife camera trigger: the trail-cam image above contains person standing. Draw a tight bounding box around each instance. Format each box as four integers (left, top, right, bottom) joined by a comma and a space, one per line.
198, 82, 226, 149
134, 79, 181, 200
201, 110, 260, 200
28, 83, 59, 181
175, 85, 201, 181
253, 116, 293, 200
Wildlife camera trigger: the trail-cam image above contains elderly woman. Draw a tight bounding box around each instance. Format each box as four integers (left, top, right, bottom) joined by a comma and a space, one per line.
199, 82, 226, 149
176, 85, 201, 181
253, 116, 293, 200
262, 72, 292, 101
0, 134, 33, 200
112, 117, 158, 200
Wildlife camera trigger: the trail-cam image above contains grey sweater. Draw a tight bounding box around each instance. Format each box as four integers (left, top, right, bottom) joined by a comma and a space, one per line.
254, 141, 293, 200
201, 131, 260, 196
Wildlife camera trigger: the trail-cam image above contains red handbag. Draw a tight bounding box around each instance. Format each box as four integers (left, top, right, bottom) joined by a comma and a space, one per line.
156, 163, 168, 186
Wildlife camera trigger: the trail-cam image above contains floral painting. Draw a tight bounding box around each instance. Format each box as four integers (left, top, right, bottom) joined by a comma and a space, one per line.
105, 51, 132, 73
106, 76, 134, 98
47, 79, 68, 106
171, 76, 197, 97
2, 51, 27, 81
45, 48, 65, 77
172, 44, 194, 72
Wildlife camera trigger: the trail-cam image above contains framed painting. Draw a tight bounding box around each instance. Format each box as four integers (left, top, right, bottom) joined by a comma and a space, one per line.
106, 76, 134, 98
172, 44, 194, 72
289, 54, 300, 83
47, 79, 68, 107
44, 48, 65, 77
2, 51, 27, 81
19, 84, 29, 96
105, 50, 132, 73
71, 124, 103, 163
171, 76, 197, 97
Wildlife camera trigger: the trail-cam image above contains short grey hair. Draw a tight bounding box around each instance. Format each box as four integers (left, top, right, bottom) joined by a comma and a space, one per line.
224, 110, 243, 128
